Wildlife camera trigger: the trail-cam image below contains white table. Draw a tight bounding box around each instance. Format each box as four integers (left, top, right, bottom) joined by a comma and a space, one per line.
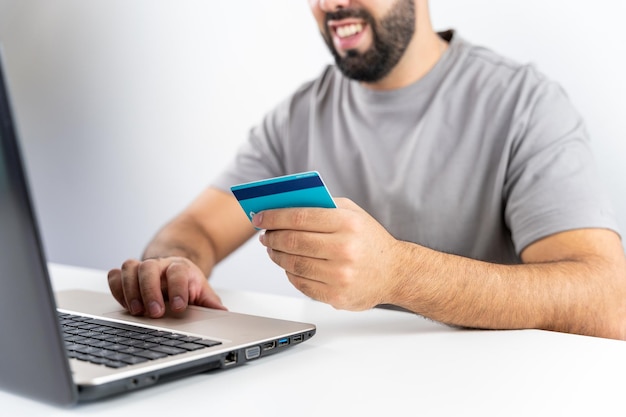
2, 263, 626, 416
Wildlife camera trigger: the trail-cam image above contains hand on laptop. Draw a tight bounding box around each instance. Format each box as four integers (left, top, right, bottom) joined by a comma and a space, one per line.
107, 256, 227, 318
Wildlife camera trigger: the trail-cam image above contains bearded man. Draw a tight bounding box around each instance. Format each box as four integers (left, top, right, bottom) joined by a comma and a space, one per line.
108, 0, 626, 340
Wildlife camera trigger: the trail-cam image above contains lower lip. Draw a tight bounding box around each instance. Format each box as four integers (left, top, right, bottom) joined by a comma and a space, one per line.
333, 27, 368, 54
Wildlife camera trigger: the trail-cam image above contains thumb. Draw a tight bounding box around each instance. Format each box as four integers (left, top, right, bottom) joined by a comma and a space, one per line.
196, 284, 228, 311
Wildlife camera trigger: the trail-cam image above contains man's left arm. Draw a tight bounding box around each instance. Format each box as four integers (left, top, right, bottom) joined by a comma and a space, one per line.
518, 227, 626, 338
391, 227, 626, 339
255, 200, 626, 340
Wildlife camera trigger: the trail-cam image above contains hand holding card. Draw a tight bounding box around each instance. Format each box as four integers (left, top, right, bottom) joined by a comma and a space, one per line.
230, 171, 336, 225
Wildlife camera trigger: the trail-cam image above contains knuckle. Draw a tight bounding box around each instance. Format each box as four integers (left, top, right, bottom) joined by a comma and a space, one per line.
166, 261, 189, 283
137, 261, 161, 289
166, 260, 182, 273
291, 256, 312, 277
291, 209, 309, 228
107, 269, 120, 283
342, 215, 360, 233
136, 260, 154, 277
336, 240, 359, 262
121, 259, 139, 272
284, 232, 300, 252
334, 264, 353, 283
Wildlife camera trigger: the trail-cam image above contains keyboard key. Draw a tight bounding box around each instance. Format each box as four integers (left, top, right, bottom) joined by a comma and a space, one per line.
178, 343, 206, 351
150, 346, 187, 356
134, 350, 168, 360
101, 351, 133, 362
126, 341, 158, 350
103, 360, 127, 369
120, 356, 149, 365
161, 339, 185, 347
179, 336, 201, 343
196, 339, 222, 347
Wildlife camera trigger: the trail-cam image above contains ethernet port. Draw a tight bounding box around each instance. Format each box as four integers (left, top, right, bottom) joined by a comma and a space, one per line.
223, 351, 238, 367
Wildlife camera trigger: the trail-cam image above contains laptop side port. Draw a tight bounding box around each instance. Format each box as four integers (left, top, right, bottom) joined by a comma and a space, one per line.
277, 337, 290, 347
223, 351, 238, 367
262, 341, 276, 351
245, 346, 261, 360
291, 334, 303, 344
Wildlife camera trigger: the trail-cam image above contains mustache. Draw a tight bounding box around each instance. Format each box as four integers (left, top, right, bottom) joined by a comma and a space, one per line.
325, 8, 371, 23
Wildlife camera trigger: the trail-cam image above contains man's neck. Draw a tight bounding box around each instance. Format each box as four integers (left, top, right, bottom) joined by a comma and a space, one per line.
362, 30, 447, 91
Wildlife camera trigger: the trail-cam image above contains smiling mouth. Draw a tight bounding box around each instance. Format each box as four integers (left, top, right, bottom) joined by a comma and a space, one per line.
334, 22, 364, 39
325, 14, 371, 55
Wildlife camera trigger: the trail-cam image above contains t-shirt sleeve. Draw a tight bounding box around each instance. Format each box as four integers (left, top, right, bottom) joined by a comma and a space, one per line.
504, 76, 620, 254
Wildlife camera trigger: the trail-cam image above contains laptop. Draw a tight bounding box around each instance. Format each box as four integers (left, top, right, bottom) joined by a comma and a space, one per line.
0, 50, 316, 406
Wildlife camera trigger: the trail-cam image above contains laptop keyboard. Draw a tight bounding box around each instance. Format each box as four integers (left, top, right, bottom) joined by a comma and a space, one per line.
58, 312, 222, 369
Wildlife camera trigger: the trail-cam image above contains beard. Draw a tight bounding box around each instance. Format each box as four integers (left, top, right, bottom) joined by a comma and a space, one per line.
322, 0, 416, 83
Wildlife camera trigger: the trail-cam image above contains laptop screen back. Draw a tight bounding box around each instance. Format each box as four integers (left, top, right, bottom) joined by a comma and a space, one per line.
0, 50, 77, 405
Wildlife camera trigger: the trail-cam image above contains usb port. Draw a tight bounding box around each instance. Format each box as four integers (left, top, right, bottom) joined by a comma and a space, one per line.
277, 337, 290, 347
292, 334, 303, 343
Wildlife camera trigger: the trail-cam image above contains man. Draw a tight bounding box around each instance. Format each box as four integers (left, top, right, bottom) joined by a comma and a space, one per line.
108, 0, 626, 339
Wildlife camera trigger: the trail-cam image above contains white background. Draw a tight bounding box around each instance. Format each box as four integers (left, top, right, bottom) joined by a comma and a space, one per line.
0, 0, 624, 297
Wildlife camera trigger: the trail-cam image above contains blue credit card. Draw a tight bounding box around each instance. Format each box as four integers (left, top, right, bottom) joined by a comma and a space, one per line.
230, 171, 336, 224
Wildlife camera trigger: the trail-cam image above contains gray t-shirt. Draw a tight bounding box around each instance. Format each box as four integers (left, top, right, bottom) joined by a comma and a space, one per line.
212, 31, 619, 264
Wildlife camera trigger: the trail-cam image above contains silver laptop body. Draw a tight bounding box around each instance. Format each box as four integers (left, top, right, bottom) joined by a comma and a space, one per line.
0, 49, 315, 406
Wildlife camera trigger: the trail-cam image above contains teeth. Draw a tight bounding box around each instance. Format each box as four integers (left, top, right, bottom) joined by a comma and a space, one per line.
336, 23, 363, 39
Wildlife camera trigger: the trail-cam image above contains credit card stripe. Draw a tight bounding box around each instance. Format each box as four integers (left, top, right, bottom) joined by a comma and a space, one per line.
232, 175, 325, 201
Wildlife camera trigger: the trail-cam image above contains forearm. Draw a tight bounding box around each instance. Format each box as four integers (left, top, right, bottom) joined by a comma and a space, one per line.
141, 187, 255, 278
389, 242, 626, 339
142, 216, 218, 277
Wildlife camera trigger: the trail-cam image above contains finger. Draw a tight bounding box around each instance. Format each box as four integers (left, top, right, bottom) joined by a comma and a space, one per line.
252, 207, 340, 232
260, 229, 333, 258
285, 271, 329, 304
195, 283, 228, 311
334, 197, 360, 210
165, 261, 191, 312
287, 271, 364, 311
137, 259, 167, 318
267, 248, 328, 283
120, 259, 145, 316
107, 268, 127, 310
164, 260, 227, 311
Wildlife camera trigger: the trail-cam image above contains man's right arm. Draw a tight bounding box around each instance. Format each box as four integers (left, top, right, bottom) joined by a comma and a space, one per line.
107, 187, 256, 317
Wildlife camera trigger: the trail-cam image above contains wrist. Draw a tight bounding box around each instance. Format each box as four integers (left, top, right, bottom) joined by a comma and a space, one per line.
383, 240, 423, 308
142, 244, 214, 278
384, 241, 447, 315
